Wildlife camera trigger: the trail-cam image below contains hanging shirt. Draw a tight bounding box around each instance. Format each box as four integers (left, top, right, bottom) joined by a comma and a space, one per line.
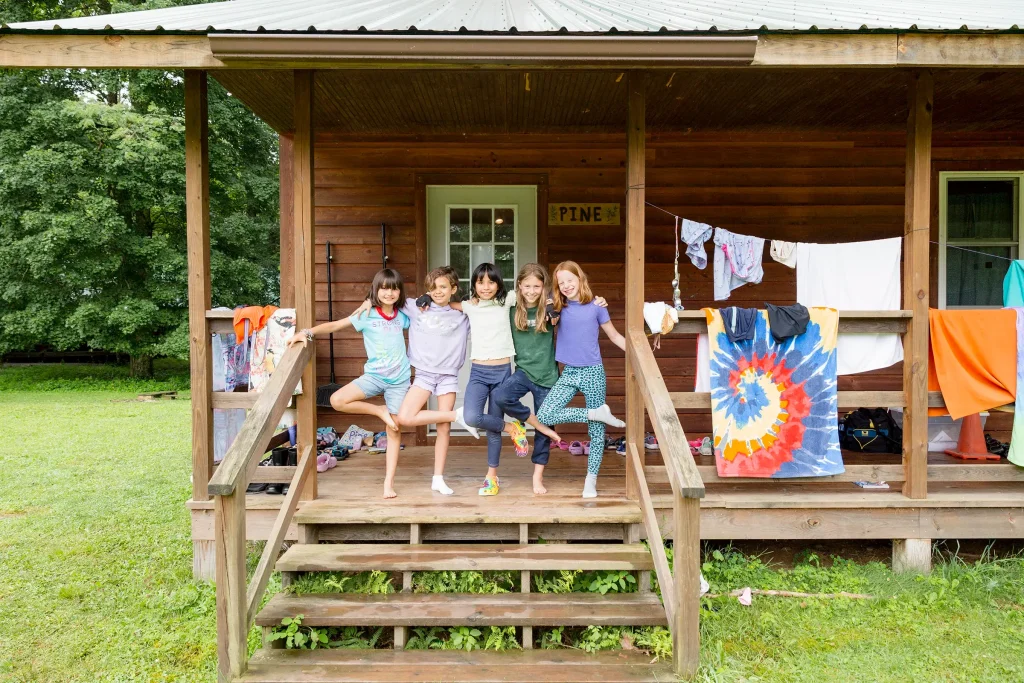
555, 300, 610, 367
510, 305, 558, 388
1003, 260, 1024, 308
765, 303, 810, 342
713, 228, 765, 300
681, 219, 713, 270
350, 307, 411, 384
796, 237, 903, 376
722, 307, 757, 343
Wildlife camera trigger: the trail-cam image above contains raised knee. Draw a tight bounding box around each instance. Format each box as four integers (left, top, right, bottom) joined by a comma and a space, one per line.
397, 408, 416, 425
329, 392, 347, 412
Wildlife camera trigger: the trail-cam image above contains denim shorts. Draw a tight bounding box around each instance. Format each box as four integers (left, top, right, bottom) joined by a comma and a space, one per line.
353, 373, 410, 415
413, 370, 459, 397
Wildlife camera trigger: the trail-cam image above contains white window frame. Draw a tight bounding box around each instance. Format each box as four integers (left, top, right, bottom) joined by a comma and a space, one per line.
938, 171, 1024, 309
443, 204, 519, 287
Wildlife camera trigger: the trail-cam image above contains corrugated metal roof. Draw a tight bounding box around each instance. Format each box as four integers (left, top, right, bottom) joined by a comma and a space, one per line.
6, 0, 1024, 33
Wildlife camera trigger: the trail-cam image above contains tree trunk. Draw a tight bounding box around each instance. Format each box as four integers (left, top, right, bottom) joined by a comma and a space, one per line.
129, 355, 153, 378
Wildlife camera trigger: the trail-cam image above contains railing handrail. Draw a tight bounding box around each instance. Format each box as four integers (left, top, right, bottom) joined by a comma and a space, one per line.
208, 341, 311, 496
627, 330, 705, 499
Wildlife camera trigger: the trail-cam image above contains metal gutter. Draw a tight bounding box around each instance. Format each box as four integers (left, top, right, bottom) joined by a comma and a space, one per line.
207, 34, 758, 65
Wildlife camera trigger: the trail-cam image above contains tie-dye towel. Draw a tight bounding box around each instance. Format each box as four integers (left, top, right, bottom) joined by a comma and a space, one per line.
704, 307, 843, 478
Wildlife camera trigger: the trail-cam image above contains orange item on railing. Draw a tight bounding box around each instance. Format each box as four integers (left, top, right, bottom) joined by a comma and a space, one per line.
232, 305, 279, 343
927, 308, 1016, 420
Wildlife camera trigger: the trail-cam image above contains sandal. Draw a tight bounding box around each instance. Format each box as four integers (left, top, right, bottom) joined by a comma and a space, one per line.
568, 441, 585, 456
316, 452, 331, 473
553, 440, 570, 451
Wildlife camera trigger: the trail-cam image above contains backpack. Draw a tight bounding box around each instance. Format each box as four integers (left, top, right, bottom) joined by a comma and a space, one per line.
839, 408, 903, 454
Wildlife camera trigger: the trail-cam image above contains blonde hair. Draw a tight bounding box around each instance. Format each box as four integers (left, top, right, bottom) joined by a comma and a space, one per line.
551, 260, 594, 311
513, 263, 550, 333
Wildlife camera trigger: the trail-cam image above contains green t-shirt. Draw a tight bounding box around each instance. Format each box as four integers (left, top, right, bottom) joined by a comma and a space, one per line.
509, 305, 558, 388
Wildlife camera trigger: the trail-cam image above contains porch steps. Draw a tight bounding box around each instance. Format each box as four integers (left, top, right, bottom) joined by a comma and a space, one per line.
256, 592, 668, 628
293, 498, 643, 525
236, 649, 675, 682
275, 543, 654, 572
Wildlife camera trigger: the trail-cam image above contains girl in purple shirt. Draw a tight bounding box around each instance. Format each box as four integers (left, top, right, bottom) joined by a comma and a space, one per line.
537, 260, 626, 498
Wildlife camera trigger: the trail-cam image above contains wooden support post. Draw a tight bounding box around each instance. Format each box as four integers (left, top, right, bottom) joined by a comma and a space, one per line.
893, 538, 932, 573
215, 491, 248, 682
293, 70, 317, 501
520, 523, 532, 650
673, 495, 701, 679
902, 70, 933, 500
185, 70, 213, 505
193, 540, 216, 582
624, 71, 646, 501
279, 134, 295, 309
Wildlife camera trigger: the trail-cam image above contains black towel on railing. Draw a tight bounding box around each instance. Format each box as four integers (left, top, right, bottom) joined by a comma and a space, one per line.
722, 307, 758, 343
765, 303, 810, 342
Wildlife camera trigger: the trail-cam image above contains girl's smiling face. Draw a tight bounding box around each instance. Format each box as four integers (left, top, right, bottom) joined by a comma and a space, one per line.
376, 286, 401, 308
475, 273, 499, 301
518, 275, 544, 306
556, 270, 581, 301
429, 277, 455, 306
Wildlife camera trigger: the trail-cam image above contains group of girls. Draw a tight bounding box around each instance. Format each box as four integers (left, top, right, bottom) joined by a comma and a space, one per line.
287, 260, 626, 500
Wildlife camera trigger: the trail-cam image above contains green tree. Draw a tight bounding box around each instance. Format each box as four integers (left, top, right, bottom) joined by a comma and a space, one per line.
0, 1, 280, 376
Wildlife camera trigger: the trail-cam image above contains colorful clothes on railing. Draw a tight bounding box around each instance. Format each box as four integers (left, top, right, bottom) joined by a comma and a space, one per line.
250, 308, 301, 394
704, 306, 844, 478
212, 331, 250, 392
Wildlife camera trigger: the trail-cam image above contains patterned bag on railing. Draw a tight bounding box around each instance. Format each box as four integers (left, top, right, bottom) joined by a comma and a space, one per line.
703, 306, 843, 478
249, 308, 301, 395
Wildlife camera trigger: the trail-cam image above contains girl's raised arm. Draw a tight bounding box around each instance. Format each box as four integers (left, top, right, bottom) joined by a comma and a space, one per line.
600, 320, 627, 352
287, 316, 353, 348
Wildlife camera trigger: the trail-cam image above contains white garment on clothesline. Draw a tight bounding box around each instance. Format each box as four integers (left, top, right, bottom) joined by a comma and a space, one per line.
770, 240, 797, 268
796, 237, 904, 376
713, 228, 765, 300
695, 333, 710, 392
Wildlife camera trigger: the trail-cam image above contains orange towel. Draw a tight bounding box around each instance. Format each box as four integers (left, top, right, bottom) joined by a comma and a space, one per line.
233, 305, 278, 343
927, 308, 1016, 420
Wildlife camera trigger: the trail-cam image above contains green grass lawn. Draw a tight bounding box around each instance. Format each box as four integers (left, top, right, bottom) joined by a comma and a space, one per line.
0, 364, 1022, 682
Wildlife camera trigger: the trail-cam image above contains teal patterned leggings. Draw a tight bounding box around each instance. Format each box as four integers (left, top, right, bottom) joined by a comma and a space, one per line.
536, 364, 607, 475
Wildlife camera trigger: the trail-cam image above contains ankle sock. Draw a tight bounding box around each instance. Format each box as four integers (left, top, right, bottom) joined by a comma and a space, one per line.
431, 475, 454, 495
588, 404, 625, 428
454, 407, 480, 439
582, 472, 598, 499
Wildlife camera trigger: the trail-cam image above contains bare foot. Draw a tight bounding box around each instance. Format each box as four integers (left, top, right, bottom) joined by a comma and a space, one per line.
383, 486, 397, 499
533, 475, 547, 495
527, 415, 560, 443
379, 410, 398, 431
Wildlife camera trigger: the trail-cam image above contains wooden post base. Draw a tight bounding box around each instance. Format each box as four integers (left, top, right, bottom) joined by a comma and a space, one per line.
893, 538, 932, 573
193, 540, 217, 581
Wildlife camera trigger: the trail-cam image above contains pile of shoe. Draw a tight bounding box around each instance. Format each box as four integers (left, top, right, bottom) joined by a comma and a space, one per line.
985, 434, 1009, 458
316, 427, 349, 472
248, 445, 297, 494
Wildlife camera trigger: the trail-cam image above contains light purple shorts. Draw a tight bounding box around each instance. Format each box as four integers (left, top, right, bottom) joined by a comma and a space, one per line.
413, 370, 459, 397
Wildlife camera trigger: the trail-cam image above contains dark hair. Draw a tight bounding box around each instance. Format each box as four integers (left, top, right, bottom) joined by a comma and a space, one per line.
471, 262, 507, 305
368, 268, 407, 310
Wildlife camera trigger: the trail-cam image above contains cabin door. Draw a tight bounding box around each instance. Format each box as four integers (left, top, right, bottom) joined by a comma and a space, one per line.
426, 185, 538, 428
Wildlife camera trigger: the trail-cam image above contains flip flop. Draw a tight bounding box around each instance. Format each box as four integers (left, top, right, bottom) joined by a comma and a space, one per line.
569, 441, 585, 456
553, 440, 570, 450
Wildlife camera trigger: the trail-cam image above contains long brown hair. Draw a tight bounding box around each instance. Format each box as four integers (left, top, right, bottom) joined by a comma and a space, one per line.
513, 263, 550, 333
551, 260, 594, 311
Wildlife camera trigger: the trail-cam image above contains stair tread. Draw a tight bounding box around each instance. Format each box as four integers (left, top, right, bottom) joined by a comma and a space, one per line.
294, 498, 642, 525
276, 543, 655, 572
238, 648, 674, 682
256, 592, 667, 627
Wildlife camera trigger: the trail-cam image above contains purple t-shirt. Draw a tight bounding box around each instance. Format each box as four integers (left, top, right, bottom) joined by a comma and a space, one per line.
555, 300, 610, 367
403, 300, 470, 375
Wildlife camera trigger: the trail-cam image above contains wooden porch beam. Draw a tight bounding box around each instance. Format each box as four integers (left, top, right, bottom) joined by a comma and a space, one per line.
624, 71, 645, 501
293, 70, 318, 501
902, 70, 933, 500
185, 70, 213, 503
279, 134, 295, 309
0, 34, 224, 68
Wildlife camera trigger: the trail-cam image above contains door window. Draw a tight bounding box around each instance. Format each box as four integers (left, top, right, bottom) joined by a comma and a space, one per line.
447, 205, 517, 290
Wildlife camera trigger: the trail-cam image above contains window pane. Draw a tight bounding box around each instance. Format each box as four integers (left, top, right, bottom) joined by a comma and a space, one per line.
947, 180, 1016, 240
946, 246, 1011, 307
450, 244, 469, 279
495, 208, 515, 242
472, 208, 492, 242
471, 244, 493, 272
495, 245, 515, 281
449, 208, 469, 242
459, 279, 470, 298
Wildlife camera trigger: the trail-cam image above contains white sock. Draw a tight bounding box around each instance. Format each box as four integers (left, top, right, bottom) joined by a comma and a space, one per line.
454, 407, 480, 439
582, 473, 598, 499
588, 404, 625, 428
431, 475, 454, 495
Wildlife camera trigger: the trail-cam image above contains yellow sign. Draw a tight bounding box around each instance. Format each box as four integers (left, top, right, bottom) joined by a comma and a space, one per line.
548, 203, 620, 226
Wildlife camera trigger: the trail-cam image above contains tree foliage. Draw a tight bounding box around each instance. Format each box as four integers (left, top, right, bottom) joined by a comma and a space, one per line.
0, 1, 280, 373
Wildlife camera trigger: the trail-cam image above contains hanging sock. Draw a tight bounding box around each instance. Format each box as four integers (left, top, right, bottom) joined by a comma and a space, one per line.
770, 240, 797, 268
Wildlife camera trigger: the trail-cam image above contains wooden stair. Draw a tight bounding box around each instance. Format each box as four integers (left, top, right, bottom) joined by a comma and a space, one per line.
237, 649, 675, 682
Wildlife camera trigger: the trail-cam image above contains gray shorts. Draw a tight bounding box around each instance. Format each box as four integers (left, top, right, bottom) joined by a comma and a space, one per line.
413, 370, 459, 397
353, 373, 410, 415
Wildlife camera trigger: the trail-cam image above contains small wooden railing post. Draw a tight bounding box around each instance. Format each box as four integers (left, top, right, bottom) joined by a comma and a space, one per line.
215, 490, 248, 682
673, 493, 702, 678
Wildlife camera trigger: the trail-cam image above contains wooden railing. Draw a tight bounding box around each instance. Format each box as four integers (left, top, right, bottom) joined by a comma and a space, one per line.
207, 341, 313, 682
626, 330, 706, 678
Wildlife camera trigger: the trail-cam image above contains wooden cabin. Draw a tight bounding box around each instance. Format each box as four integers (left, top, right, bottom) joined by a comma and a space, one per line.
5, 2, 1024, 680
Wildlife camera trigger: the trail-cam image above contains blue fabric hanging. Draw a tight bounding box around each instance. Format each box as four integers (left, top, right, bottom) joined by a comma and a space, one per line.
1003, 260, 1024, 308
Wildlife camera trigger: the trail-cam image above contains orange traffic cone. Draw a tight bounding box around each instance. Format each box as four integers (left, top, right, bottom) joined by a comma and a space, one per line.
945, 413, 1001, 461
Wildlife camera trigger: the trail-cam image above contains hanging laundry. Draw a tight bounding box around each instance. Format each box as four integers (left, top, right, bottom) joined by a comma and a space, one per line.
1003, 261, 1024, 308
233, 305, 277, 344
713, 228, 765, 301
703, 306, 843, 478
722, 307, 757, 343
1008, 309, 1024, 467
770, 240, 797, 268
927, 308, 1016, 420
249, 308, 301, 393
695, 333, 710, 392
643, 302, 679, 335
681, 219, 713, 270
765, 303, 809, 342
213, 408, 247, 464
211, 332, 250, 392
796, 237, 903, 375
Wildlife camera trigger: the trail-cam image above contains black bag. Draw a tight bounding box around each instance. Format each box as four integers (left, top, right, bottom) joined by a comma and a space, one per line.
839, 408, 903, 453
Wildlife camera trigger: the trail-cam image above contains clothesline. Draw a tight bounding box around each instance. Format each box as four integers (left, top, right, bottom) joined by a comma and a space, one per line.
642, 198, 1018, 263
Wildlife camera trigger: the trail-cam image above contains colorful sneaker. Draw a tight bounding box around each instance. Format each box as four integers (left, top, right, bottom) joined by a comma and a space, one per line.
616, 440, 627, 456
644, 434, 659, 451
508, 419, 529, 457
569, 441, 585, 456
478, 476, 500, 496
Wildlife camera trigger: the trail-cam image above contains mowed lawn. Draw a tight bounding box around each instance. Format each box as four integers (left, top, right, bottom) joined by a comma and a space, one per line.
0, 364, 1023, 682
